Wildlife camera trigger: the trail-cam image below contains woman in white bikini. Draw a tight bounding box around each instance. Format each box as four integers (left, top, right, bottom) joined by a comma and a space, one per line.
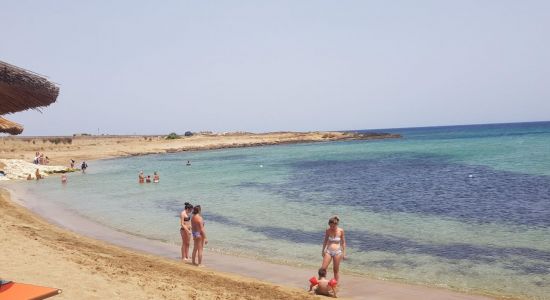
180, 202, 193, 261
321, 216, 346, 281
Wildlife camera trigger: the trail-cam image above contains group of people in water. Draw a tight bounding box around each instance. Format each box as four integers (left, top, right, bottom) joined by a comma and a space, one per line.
138, 171, 159, 183
179, 202, 207, 266
178, 204, 346, 296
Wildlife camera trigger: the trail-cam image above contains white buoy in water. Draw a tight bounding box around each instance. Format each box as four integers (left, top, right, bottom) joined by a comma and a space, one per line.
260, 165, 263, 168
468, 174, 474, 178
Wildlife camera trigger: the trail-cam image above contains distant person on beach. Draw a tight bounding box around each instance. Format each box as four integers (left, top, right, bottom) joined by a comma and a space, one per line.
321, 216, 346, 282
146, 175, 151, 183
81, 161, 88, 173
27, 174, 32, 180
153, 171, 159, 183
35, 168, 42, 180
180, 202, 193, 261
191, 205, 207, 266
61, 174, 68, 184
70, 159, 75, 169
186, 160, 191, 166
309, 268, 337, 297
138, 171, 145, 183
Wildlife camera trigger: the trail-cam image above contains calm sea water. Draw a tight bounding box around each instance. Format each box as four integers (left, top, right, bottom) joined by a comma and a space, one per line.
7, 122, 550, 299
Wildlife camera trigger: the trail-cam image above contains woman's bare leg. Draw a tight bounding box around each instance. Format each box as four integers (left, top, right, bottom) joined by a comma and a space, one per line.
183, 234, 191, 260
180, 229, 189, 260
333, 254, 343, 281
321, 253, 333, 270
192, 237, 199, 265
197, 237, 205, 265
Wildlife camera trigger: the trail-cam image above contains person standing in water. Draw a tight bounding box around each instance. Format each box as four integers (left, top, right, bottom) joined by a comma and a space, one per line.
153, 171, 160, 183
321, 216, 346, 282
138, 171, 145, 183
180, 202, 193, 261
81, 161, 88, 173
191, 205, 207, 266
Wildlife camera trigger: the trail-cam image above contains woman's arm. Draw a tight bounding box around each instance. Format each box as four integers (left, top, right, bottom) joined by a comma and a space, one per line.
200, 217, 207, 243
340, 229, 346, 259
180, 212, 190, 234
322, 229, 329, 256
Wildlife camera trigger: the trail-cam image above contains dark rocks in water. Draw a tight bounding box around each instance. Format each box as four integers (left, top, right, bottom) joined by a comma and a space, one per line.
44, 168, 76, 174
339, 132, 402, 140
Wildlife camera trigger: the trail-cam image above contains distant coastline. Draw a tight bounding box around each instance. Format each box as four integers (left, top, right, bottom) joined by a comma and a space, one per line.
0, 131, 401, 166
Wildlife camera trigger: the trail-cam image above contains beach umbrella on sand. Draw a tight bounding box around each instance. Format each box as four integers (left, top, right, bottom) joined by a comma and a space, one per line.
0, 60, 59, 135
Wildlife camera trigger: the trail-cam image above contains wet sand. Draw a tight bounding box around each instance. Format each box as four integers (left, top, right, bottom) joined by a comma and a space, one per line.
1, 186, 498, 300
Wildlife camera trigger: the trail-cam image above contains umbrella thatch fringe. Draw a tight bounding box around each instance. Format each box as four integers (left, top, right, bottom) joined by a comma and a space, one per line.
0, 60, 59, 115
0, 116, 24, 135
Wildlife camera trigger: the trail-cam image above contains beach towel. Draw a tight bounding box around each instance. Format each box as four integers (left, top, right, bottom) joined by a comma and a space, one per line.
0, 280, 61, 300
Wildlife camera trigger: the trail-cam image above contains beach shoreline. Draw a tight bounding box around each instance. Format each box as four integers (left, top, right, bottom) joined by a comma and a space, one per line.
0, 131, 400, 169
0, 132, 514, 299
0, 185, 502, 300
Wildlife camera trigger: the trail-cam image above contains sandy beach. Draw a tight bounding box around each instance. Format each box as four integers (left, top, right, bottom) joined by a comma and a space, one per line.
0, 133, 500, 300
0, 187, 499, 300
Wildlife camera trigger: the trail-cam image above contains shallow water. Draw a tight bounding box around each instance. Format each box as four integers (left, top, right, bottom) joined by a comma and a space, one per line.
6, 122, 550, 299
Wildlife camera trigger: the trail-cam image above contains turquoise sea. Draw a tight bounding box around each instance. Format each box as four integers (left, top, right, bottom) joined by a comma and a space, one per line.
5, 122, 550, 299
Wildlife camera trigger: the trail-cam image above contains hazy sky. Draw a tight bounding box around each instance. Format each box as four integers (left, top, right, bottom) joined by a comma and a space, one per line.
1, 1, 549, 136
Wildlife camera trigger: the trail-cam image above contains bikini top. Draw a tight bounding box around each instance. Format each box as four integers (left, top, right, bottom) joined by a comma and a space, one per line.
183, 216, 191, 222
328, 235, 341, 243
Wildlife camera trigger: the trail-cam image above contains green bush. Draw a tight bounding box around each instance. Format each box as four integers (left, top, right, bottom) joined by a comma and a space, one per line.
166, 132, 180, 140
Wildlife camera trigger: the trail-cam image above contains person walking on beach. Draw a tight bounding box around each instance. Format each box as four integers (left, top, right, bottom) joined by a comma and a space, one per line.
321, 216, 346, 282
180, 202, 193, 261
81, 161, 88, 173
191, 205, 207, 266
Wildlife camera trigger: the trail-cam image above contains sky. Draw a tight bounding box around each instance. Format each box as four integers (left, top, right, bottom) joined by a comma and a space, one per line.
1, 1, 549, 136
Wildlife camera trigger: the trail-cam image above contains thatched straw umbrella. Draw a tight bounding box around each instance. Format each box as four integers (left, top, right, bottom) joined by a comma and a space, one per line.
0, 116, 23, 135
0, 60, 59, 135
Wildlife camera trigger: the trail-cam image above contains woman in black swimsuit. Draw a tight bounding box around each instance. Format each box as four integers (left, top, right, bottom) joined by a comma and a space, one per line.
180, 202, 193, 261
